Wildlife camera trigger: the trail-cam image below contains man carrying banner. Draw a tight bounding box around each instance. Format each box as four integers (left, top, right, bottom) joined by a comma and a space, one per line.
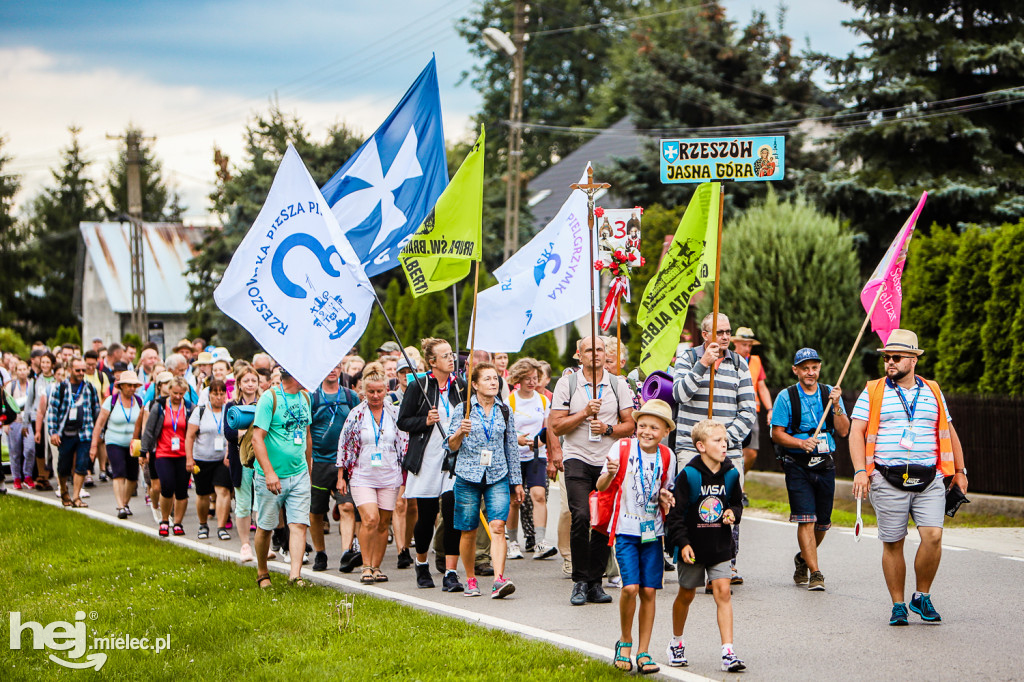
550, 336, 635, 606
849, 330, 967, 626
770, 347, 849, 591
672, 313, 755, 584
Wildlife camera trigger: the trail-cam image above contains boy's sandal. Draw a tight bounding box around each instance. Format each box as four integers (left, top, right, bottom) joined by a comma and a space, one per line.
635, 652, 660, 675
256, 574, 272, 589
158, 521, 170, 537
288, 577, 309, 587
360, 567, 376, 584
217, 528, 231, 541
61, 493, 73, 507
613, 641, 633, 672
373, 567, 389, 583
72, 498, 88, 508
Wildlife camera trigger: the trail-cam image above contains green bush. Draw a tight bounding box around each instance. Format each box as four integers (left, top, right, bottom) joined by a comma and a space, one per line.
901, 226, 960, 378
0, 327, 30, 358
46, 324, 81, 350
979, 220, 1024, 394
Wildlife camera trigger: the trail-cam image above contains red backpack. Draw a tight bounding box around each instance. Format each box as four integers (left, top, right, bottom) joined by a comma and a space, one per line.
590, 439, 673, 546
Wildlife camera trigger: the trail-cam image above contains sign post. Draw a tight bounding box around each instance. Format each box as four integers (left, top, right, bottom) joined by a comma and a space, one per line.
660, 136, 785, 415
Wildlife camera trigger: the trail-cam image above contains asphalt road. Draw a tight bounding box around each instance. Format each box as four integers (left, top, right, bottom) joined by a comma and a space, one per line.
9, 478, 1024, 681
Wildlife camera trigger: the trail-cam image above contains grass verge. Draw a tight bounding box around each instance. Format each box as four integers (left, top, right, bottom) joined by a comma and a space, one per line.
0, 496, 622, 681
744, 480, 1024, 529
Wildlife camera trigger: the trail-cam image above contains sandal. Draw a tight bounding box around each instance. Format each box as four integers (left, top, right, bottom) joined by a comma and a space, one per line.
635, 652, 660, 675
288, 577, 309, 587
72, 498, 88, 508
613, 641, 633, 672
256, 574, 272, 589
360, 567, 375, 584
217, 528, 231, 541
172, 524, 185, 536
61, 492, 73, 507
373, 567, 389, 583
159, 521, 170, 537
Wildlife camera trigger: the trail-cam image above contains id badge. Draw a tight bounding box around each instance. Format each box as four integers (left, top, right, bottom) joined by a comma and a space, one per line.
370, 451, 383, 467
640, 520, 656, 543
588, 422, 601, 442
816, 438, 829, 454
68, 406, 79, 421
214, 436, 226, 452
171, 436, 181, 451
479, 449, 493, 467
293, 432, 304, 446
898, 428, 916, 450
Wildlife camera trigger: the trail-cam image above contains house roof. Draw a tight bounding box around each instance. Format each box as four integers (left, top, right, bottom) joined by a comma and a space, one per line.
80, 222, 204, 314
526, 116, 645, 228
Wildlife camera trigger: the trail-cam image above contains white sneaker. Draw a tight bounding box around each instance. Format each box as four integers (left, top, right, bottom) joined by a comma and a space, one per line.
80, 490, 91, 499
239, 544, 254, 562
533, 543, 558, 560
562, 557, 573, 578
607, 575, 622, 588
150, 505, 161, 523
507, 540, 523, 560
666, 640, 687, 667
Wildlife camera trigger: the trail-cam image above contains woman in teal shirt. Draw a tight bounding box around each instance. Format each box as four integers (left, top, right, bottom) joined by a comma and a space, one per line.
90, 371, 145, 519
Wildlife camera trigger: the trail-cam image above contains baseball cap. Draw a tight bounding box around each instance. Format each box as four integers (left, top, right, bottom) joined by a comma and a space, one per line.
396, 357, 412, 371
378, 341, 401, 354
793, 348, 821, 365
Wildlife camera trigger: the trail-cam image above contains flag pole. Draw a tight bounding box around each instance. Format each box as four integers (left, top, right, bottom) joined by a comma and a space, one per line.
809, 285, 884, 439
370, 287, 433, 406
707, 188, 725, 418
570, 165, 611, 395
615, 305, 622, 375
452, 282, 460, 374
465, 261, 481, 419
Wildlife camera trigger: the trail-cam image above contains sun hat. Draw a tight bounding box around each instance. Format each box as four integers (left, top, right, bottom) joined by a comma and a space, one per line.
173, 339, 192, 352
876, 329, 924, 356
115, 370, 143, 386
154, 371, 174, 384
377, 341, 401, 354
193, 351, 214, 366
730, 327, 760, 345
212, 346, 234, 363
631, 398, 676, 431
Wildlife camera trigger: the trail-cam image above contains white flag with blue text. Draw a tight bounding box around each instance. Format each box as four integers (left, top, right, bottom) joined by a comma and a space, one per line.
214, 144, 375, 390
473, 165, 597, 352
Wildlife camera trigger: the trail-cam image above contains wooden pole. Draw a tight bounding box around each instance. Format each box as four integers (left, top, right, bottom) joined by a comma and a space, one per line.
569, 166, 610, 395
809, 285, 885, 439
452, 282, 460, 372
615, 303, 622, 375
465, 260, 481, 418
707, 188, 726, 418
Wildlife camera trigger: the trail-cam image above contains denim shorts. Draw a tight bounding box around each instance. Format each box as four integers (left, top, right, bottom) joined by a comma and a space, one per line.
57, 436, 91, 477
453, 476, 510, 531
615, 534, 664, 589
783, 461, 836, 532
253, 469, 311, 531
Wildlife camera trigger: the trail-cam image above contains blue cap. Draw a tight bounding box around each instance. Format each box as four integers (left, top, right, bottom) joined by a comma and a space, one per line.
793, 348, 821, 365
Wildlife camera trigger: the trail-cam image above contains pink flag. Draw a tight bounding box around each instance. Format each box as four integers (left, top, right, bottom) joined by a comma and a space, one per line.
860, 192, 928, 344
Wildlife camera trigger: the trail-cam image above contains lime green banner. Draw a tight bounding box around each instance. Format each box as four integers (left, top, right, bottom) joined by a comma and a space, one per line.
637, 181, 721, 376
400, 129, 484, 297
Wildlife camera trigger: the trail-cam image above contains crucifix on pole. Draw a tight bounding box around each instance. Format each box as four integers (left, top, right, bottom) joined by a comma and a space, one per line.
570, 165, 611, 394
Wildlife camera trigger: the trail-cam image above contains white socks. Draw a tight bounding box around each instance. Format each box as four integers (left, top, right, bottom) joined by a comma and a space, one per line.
722, 644, 734, 656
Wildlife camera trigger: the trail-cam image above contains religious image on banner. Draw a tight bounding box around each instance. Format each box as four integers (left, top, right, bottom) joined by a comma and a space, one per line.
595, 207, 642, 264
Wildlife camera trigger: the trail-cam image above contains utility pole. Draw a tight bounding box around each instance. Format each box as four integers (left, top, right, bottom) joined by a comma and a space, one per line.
502, 0, 526, 262
108, 130, 149, 341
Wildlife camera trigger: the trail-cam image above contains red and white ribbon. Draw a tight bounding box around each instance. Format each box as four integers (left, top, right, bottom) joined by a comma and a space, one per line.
599, 276, 630, 331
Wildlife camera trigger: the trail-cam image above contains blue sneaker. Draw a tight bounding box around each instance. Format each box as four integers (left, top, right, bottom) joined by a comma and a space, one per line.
910, 593, 942, 622
889, 602, 909, 626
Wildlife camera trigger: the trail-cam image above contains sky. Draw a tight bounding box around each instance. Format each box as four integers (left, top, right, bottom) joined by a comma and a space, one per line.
0, 0, 860, 220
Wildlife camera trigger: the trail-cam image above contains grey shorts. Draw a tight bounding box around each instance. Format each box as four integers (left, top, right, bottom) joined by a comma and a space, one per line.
868, 471, 945, 543
676, 559, 732, 589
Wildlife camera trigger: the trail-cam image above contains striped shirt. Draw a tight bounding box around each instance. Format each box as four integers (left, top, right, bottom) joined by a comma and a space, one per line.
851, 378, 952, 467
672, 345, 756, 457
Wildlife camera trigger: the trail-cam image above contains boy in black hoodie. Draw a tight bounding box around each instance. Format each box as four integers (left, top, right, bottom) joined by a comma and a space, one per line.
664, 419, 746, 672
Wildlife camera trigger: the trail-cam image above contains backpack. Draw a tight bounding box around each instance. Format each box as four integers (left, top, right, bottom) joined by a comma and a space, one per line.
773, 384, 835, 469
0, 387, 20, 425
664, 463, 742, 558
589, 439, 673, 546
566, 370, 624, 414
240, 389, 311, 468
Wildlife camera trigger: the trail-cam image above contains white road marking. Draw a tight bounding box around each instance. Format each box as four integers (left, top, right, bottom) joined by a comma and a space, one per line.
1002, 556, 1024, 563
9, 489, 715, 682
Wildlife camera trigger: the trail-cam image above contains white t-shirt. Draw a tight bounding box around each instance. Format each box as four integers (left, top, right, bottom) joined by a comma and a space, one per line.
510, 391, 548, 462
600, 438, 666, 537
349, 408, 404, 489
187, 405, 227, 462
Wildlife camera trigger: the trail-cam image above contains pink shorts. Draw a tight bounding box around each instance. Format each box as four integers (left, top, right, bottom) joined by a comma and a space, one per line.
350, 485, 400, 511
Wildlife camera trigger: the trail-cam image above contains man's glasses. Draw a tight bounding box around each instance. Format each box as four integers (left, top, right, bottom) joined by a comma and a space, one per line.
709, 329, 732, 337
882, 354, 909, 363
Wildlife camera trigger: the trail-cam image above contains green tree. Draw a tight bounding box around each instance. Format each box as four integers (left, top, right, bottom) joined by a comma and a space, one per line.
697, 190, 865, 390
46, 324, 82, 350
0, 136, 35, 336
979, 220, 1024, 393
517, 331, 559, 369
103, 128, 183, 221
935, 227, 994, 392
25, 128, 103, 339
900, 225, 960, 377
811, 1, 1024, 265
0, 327, 30, 359
562, 324, 581, 369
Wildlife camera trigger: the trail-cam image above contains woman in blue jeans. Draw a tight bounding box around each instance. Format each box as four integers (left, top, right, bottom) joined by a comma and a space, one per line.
446, 362, 524, 599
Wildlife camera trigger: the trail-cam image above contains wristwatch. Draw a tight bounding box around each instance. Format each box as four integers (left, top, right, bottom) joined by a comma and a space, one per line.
604, 424, 614, 437
955, 468, 967, 476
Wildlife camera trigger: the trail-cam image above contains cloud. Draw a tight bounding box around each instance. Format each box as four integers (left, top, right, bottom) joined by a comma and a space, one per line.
1, 47, 476, 219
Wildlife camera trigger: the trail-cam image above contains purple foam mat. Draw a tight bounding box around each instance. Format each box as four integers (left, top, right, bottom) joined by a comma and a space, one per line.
642, 370, 674, 404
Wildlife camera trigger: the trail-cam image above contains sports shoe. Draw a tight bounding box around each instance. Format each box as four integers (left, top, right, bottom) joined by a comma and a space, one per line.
312, 551, 328, 572
524, 537, 536, 553
606, 575, 622, 588
533, 543, 557, 560
117, 507, 129, 520
24, 477, 36, 489
570, 581, 588, 606
730, 569, 744, 585
99, 472, 108, 483
562, 557, 573, 578
491, 576, 516, 599
150, 506, 161, 523
338, 549, 361, 573
808, 571, 825, 591
889, 602, 909, 626
239, 544, 255, 562
464, 578, 481, 597
197, 524, 210, 540
84, 475, 95, 488
13, 479, 22, 491
475, 563, 494, 576
442, 571, 464, 593
910, 593, 942, 622
722, 651, 746, 672
415, 562, 435, 589
587, 583, 613, 604
793, 552, 808, 585
80, 490, 91, 499
125, 505, 133, 516
506, 540, 523, 560
396, 547, 413, 569
666, 640, 687, 667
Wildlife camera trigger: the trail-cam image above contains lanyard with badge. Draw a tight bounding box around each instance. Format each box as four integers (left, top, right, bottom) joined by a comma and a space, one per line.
369, 407, 386, 467
887, 377, 922, 450
474, 403, 497, 467
583, 377, 604, 442
319, 387, 342, 431
118, 396, 135, 429
281, 390, 306, 445
67, 381, 85, 421
436, 375, 453, 420
634, 441, 662, 543
169, 403, 184, 451
211, 408, 226, 453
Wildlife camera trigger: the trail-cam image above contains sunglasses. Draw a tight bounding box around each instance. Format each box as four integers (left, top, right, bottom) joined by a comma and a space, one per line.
881, 354, 910, 363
